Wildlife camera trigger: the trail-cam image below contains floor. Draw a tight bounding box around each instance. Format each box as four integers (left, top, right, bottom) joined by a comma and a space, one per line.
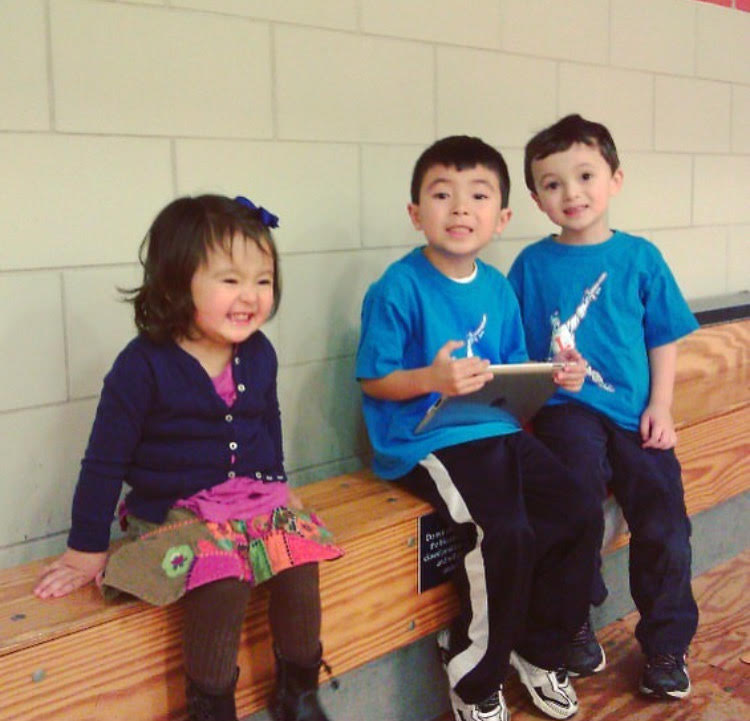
434, 548, 749, 721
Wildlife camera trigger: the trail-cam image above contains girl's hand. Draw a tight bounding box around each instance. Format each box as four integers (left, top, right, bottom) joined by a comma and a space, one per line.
34, 548, 108, 599
430, 340, 493, 396
552, 348, 587, 392
640, 403, 677, 449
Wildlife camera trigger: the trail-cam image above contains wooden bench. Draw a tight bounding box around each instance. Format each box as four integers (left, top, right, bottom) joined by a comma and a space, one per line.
1, 318, 747, 721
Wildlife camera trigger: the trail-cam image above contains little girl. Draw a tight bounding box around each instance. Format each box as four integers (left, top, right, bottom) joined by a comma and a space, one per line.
34, 194, 342, 721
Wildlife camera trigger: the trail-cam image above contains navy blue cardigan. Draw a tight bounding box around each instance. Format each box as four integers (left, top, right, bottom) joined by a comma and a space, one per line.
68, 332, 285, 552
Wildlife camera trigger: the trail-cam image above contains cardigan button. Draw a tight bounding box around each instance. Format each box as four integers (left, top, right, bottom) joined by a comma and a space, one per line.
227, 471, 236, 479
237, 383, 246, 392
234, 357, 240, 365
225, 414, 233, 423
229, 441, 238, 451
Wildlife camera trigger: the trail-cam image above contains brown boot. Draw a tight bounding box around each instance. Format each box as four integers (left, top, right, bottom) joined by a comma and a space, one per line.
186, 668, 239, 721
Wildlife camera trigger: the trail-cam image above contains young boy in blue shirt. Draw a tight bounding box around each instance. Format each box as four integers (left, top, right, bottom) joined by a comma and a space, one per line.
356, 135, 602, 721
508, 114, 699, 701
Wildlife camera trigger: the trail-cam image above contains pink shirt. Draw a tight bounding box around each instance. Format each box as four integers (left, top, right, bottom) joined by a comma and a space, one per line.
174, 360, 289, 522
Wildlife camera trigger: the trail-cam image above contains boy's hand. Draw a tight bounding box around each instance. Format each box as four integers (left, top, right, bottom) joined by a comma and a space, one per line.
34, 548, 108, 599
552, 348, 587, 391
640, 403, 677, 449
431, 340, 493, 396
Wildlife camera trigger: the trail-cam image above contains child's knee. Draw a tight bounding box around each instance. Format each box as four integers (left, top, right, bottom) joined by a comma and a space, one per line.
631, 509, 692, 557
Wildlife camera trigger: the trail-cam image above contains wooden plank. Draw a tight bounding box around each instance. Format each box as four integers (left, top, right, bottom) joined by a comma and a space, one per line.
294, 469, 385, 509
677, 405, 750, 514
673, 365, 748, 429
675, 318, 749, 381
0, 562, 141, 657
300, 478, 431, 545
0, 603, 185, 721
673, 320, 749, 427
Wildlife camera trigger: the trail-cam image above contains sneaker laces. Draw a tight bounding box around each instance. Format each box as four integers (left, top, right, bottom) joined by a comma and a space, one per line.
570, 618, 595, 647
477, 690, 501, 713
647, 653, 683, 670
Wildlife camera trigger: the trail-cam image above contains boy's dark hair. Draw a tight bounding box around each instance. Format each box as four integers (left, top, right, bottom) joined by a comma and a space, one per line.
410, 135, 511, 208
524, 114, 620, 192
124, 194, 281, 344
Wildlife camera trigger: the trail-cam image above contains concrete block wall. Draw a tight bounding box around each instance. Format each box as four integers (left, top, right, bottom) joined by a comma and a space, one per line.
1, 0, 748, 569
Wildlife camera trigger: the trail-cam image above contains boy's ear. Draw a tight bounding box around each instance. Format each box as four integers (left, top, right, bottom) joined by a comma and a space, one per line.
495, 207, 513, 234
610, 168, 624, 196
407, 202, 423, 230
530, 192, 543, 211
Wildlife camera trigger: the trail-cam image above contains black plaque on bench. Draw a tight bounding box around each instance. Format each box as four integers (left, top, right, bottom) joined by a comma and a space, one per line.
418, 511, 461, 594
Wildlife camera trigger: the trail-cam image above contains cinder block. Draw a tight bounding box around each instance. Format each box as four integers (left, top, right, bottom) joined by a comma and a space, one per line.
610, 152, 692, 230
500, 0, 608, 64
655, 76, 731, 152
650, 226, 729, 300
50, 0, 272, 137
727, 226, 750, 293
697, 2, 750, 84
731, 85, 750, 153
171, 0, 357, 29
0, 0, 48, 130
275, 26, 434, 143
361, 145, 424, 250
176, 139, 360, 253
559, 65, 653, 151
0, 399, 96, 546
611, 0, 695, 75
0, 274, 67, 412
0, 134, 172, 270
437, 47, 556, 148
278, 356, 365, 471
693, 156, 750, 225
361, 0, 501, 48
63, 267, 141, 400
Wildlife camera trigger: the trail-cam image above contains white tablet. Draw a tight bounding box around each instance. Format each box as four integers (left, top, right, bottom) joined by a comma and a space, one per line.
414, 362, 562, 434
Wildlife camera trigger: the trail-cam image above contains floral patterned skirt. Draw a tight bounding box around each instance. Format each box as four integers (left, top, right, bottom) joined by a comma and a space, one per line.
101, 505, 343, 606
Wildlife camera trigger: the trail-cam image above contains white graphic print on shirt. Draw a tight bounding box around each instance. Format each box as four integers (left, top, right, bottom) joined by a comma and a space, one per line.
465, 314, 487, 357
548, 271, 614, 392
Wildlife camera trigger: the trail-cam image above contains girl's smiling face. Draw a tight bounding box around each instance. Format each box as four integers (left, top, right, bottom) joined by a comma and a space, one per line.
531, 142, 623, 245
184, 233, 275, 366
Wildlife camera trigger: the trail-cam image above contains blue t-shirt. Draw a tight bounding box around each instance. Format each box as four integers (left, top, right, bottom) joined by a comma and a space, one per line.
356, 248, 527, 479
507, 231, 698, 431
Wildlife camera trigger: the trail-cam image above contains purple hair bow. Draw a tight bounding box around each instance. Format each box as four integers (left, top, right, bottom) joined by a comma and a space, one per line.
234, 195, 279, 228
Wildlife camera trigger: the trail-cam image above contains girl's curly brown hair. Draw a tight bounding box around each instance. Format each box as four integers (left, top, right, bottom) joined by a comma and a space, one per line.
123, 195, 281, 344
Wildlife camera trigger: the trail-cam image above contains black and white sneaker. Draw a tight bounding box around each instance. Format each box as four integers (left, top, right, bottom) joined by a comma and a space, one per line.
639, 653, 691, 699
510, 651, 578, 719
565, 616, 606, 677
446, 688, 509, 721
438, 631, 509, 721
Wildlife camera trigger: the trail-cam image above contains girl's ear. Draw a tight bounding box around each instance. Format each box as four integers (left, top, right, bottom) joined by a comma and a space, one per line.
407, 203, 423, 231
